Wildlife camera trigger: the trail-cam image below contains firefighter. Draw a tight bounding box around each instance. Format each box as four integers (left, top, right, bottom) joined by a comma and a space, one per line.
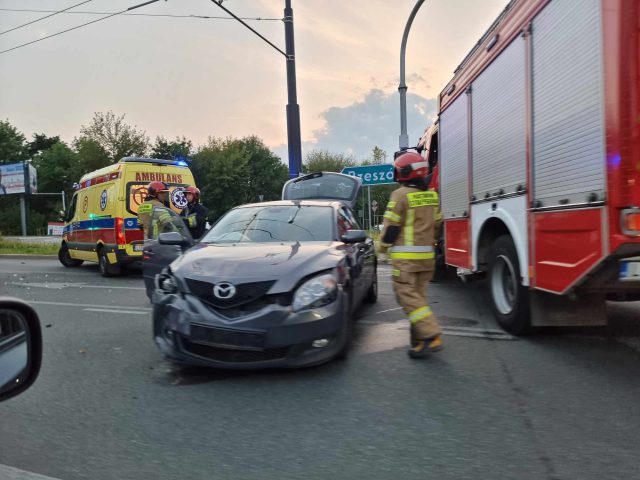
180, 186, 207, 239
137, 181, 170, 239
377, 150, 444, 359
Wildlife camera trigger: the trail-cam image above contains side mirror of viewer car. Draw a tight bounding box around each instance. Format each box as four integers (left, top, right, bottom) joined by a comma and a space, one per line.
0, 298, 43, 402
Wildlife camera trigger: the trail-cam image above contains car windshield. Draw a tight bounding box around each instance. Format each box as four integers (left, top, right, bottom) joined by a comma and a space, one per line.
201, 205, 334, 243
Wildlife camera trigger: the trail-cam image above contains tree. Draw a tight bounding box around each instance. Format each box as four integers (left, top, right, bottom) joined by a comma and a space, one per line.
303, 150, 356, 173
27, 133, 61, 157
0, 120, 28, 164
77, 111, 149, 163
31, 141, 79, 195
241, 136, 289, 205
150, 136, 192, 160
191, 136, 289, 221
74, 137, 110, 174
370, 146, 387, 165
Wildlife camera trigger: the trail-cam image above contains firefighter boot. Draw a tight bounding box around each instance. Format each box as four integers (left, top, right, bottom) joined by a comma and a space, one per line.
408, 335, 444, 359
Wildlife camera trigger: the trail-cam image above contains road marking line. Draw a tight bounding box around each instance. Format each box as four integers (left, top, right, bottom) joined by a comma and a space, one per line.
29, 300, 151, 311
76, 284, 145, 290
375, 307, 403, 314
84, 308, 148, 315
0, 463, 64, 480
9, 282, 145, 291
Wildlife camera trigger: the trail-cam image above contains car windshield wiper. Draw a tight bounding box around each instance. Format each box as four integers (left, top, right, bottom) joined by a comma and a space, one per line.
288, 205, 301, 224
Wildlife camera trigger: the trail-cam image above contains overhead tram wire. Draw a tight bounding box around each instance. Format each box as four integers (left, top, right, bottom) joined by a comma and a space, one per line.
0, 0, 94, 36
209, 0, 287, 57
0, 8, 282, 22
0, 0, 163, 55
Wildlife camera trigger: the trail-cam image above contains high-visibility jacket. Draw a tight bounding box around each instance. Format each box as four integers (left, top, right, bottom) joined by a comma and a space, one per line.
380, 186, 443, 273
137, 198, 166, 240
180, 202, 207, 239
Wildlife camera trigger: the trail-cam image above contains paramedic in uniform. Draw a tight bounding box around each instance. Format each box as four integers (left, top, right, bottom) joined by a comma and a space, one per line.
377, 150, 444, 359
137, 181, 170, 240
180, 186, 207, 239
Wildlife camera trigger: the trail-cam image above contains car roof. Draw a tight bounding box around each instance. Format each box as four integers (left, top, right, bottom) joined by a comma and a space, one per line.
234, 200, 345, 209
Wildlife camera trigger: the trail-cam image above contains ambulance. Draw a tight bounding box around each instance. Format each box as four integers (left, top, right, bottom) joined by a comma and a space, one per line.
58, 157, 195, 276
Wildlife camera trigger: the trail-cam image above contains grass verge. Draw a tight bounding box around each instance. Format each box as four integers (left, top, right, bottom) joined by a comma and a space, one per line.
0, 238, 59, 256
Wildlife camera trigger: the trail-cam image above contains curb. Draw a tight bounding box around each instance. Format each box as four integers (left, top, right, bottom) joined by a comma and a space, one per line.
0, 254, 57, 259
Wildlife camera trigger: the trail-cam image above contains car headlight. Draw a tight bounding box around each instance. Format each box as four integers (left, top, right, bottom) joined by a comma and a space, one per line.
292, 273, 338, 312
155, 271, 178, 294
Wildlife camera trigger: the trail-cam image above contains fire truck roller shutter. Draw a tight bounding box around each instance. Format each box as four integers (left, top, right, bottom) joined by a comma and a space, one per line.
532, 0, 606, 208
440, 92, 469, 220
471, 34, 526, 200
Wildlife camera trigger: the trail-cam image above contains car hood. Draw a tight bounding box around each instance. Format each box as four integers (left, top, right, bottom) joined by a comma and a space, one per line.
171, 242, 345, 293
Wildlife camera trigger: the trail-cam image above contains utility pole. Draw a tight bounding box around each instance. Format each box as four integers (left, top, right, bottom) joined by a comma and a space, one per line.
284, 0, 303, 178
399, 0, 425, 150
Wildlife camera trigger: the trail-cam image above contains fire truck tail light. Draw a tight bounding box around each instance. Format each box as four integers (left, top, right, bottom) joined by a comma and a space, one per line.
621, 209, 640, 236
115, 217, 126, 245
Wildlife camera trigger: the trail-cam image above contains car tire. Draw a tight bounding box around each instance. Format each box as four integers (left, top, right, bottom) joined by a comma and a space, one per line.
98, 248, 121, 277
336, 291, 353, 360
58, 243, 83, 268
488, 235, 531, 335
363, 265, 378, 304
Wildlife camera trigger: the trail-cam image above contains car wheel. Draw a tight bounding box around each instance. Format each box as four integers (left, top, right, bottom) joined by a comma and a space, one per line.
58, 243, 83, 268
363, 265, 378, 304
488, 235, 530, 335
336, 290, 353, 360
98, 248, 121, 277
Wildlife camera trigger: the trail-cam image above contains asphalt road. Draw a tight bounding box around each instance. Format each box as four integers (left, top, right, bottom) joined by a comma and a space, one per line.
1, 257, 639, 480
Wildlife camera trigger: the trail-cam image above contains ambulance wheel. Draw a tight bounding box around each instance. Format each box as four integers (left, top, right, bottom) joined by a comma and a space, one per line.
98, 248, 121, 277
488, 235, 531, 335
58, 243, 83, 268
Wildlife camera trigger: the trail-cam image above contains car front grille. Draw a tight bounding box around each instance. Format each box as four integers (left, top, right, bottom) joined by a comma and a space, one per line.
185, 279, 276, 309
182, 338, 289, 363
206, 293, 293, 318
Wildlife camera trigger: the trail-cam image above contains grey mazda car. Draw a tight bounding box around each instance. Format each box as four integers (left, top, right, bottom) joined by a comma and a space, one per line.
143, 172, 377, 368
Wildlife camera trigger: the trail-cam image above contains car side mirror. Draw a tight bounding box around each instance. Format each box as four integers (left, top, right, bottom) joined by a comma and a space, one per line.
0, 298, 43, 402
158, 231, 189, 246
59, 210, 67, 222
341, 229, 367, 244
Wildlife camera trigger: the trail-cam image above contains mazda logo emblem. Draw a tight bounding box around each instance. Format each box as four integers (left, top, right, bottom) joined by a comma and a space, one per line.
213, 282, 236, 299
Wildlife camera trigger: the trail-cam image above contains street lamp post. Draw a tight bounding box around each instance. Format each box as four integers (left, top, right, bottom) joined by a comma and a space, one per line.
398, 0, 425, 150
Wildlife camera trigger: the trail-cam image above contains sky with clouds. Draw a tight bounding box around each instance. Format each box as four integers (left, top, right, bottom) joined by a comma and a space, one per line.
0, 0, 510, 163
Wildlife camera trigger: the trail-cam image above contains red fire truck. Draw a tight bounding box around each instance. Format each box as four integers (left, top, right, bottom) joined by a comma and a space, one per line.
419, 0, 640, 334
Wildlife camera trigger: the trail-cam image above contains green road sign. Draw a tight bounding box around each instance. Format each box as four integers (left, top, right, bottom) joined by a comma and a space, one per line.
341, 164, 395, 186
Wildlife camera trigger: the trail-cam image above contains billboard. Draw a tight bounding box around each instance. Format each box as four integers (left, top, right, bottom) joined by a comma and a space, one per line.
0, 162, 37, 195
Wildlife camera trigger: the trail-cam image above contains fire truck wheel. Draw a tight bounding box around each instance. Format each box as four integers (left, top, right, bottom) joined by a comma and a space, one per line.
98, 247, 122, 277
58, 243, 83, 268
488, 235, 531, 335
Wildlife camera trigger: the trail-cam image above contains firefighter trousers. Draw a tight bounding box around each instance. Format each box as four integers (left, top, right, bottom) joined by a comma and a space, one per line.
392, 269, 441, 341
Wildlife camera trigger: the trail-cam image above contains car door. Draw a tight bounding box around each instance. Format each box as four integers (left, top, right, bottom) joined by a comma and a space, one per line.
338, 206, 374, 305
64, 193, 79, 253
142, 206, 194, 297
